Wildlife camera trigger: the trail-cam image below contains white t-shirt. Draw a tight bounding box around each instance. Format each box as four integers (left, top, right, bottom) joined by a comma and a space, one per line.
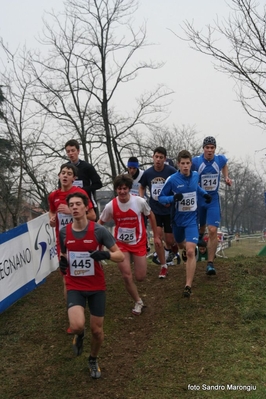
100, 194, 151, 222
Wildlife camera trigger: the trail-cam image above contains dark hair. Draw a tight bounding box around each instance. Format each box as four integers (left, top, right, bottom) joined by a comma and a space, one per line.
128, 156, 139, 163
113, 174, 133, 190
177, 150, 192, 163
66, 191, 89, 207
153, 146, 167, 157
65, 139, 80, 150
59, 163, 78, 176
198, 240, 207, 248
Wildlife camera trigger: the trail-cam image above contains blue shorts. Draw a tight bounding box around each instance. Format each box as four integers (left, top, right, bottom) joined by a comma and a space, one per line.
172, 223, 198, 244
67, 290, 106, 317
198, 195, 221, 228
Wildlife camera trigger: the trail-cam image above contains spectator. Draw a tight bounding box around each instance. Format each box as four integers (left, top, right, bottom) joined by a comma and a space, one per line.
197, 241, 208, 261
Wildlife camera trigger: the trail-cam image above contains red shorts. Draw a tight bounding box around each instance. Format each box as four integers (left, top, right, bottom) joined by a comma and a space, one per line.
116, 241, 147, 257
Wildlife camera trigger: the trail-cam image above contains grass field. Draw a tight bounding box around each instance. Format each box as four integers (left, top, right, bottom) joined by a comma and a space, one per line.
224, 236, 265, 257
1, 237, 266, 398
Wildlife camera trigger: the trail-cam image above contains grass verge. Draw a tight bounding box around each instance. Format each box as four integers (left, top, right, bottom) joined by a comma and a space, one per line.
1, 248, 266, 398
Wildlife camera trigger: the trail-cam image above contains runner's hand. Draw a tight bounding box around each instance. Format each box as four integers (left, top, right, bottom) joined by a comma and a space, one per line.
174, 193, 183, 202
59, 256, 68, 275
90, 250, 111, 261
203, 194, 212, 204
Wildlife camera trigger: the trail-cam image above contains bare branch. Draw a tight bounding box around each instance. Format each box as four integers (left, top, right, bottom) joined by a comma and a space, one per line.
180, 0, 266, 127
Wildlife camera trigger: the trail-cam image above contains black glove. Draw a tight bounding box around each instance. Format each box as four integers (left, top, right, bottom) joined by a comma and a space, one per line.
90, 250, 111, 261
204, 194, 212, 204
59, 256, 68, 275
174, 193, 183, 202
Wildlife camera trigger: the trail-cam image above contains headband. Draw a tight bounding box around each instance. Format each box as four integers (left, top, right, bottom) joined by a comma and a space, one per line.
127, 162, 139, 168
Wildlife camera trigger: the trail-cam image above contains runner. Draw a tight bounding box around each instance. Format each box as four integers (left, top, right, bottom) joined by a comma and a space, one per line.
59, 192, 124, 379
98, 174, 161, 314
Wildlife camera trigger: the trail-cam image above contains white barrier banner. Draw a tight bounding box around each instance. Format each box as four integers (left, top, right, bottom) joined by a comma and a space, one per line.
27, 213, 58, 284
0, 227, 34, 302
0, 213, 58, 313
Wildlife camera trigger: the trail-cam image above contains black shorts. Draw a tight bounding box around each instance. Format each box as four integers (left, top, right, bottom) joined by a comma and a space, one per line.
67, 290, 106, 317
154, 213, 172, 233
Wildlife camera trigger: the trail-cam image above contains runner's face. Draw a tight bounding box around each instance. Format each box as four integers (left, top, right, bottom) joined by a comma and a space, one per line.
178, 158, 191, 176
153, 152, 166, 171
128, 167, 137, 177
199, 247, 207, 254
68, 197, 88, 219
59, 168, 75, 189
203, 145, 216, 161
116, 184, 130, 202
65, 145, 80, 163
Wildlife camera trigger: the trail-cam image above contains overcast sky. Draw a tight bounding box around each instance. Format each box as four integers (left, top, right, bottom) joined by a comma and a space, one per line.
1, 0, 266, 168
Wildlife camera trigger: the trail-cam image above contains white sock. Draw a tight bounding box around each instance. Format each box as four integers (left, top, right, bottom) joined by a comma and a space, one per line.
164, 248, 170, 257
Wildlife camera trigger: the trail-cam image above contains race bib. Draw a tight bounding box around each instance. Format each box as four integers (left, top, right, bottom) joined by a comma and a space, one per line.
130, 182, 140, 196
151, 182, 164, 201
73, 180, 83, 188
117, 227, 137, 244
201, 174, 218, 191
58, 213, 73, 230
178, 192, 197, 212
69, 251, 95, 276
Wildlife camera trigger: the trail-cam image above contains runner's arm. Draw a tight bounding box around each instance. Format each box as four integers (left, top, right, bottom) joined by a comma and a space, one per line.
221, 164, 232, 186
49, 211, 56, 227
139, 185, 146, 198
147, 211, 162, 248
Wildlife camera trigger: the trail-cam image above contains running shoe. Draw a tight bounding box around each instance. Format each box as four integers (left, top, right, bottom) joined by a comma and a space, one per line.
159, 266, 168, 279
176, 253, 181, 265
88, 357, 101, 379
182, 250, 187, 263
195, 245, 198, 262
181, 248, 198, 263
166, 250, 175, 265
183, 286, 192, 298
206, 262, 216, 275
132, 299, 144, 315
72, 332, 84, 356
152, 253, 161, 265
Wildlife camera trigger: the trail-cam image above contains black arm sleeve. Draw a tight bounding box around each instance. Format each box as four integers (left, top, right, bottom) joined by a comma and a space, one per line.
78, 161, 102, 195
59, 227, 67, 254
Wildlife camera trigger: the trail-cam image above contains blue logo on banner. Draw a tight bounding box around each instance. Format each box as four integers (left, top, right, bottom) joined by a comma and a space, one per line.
35, 224, 47, 273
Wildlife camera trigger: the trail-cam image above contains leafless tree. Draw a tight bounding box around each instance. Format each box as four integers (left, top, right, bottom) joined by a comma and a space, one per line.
132, 124, 216, 170
0, 44, 55, 229
219, 159, 265, 233
182, 0, 266, 128
30, 0, 173, 183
